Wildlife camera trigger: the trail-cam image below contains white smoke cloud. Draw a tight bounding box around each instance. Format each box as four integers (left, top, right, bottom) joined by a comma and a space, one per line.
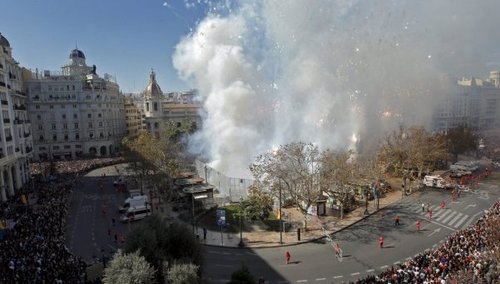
173, 0, 500, 177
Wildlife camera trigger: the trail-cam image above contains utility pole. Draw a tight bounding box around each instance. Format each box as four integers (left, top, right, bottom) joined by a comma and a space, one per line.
238, 199, 244, 247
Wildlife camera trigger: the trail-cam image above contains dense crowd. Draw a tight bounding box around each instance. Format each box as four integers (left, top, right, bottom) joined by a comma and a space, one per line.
354, 200, 500, 284
0, 158, 124, 283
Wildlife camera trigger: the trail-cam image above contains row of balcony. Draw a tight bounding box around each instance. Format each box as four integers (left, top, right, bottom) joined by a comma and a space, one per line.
0, 146, 33, 158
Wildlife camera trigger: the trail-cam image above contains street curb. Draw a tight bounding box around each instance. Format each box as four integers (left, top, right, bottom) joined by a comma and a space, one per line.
201, 201, 397, 249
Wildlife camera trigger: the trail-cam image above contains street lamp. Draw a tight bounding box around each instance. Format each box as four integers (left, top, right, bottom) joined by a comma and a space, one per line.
279, 179, 283, 244
364, 187, 369, 215
238, 199, 245, 247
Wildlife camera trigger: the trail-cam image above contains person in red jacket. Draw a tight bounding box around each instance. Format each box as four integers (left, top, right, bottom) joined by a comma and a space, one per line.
379, 236, 384, 248
285, 250, 291, 264
416, 219, 421, 232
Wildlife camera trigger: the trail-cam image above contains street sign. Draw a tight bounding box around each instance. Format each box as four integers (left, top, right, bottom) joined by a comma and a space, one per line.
216, 208, 226, 227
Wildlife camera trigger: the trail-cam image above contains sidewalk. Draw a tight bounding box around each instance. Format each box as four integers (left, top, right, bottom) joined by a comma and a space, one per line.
156, 190, 408, 248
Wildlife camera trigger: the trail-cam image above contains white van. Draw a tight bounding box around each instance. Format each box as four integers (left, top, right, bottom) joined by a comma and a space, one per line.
120, 205, 151, 222
119, 195, 149, 213
423, 175, 451, 189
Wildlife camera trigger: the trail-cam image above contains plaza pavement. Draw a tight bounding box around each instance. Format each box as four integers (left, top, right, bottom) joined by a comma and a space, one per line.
155, 189, 406, 248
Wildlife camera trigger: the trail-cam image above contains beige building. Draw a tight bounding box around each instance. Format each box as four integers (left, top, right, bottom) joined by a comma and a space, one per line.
433, 71, 500, 132
0, 33, 33, 202
25, 48, 126, 160
142, 70, 201, 137
124, 94, 144, 137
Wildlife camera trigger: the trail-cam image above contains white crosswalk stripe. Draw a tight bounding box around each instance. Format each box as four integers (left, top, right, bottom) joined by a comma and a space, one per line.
436, 210, 453, 221
448, 213, 463, 227
441, 211, 457, 223
453, 214, 469, 228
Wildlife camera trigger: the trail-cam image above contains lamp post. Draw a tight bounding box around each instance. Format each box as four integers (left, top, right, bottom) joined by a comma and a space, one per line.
279, 179, 283, 244
238, 199, 244, 247
191, 193, 195, 234
364, 187, 369, 215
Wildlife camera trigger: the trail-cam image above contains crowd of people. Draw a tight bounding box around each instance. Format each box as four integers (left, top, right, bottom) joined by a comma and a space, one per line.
354, 200, 500, 284
0, 158, 123, 283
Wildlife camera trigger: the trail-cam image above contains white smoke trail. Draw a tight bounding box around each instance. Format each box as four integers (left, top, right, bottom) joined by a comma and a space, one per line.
173, 0, 500, 177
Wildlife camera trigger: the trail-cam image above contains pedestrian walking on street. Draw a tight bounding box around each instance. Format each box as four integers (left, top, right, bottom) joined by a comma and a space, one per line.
421, 203, 425, 212
428, 208, 433, 220
203, 227, 207, 240
416, 219, 421, 232
440, 199, 446, 209
379, 236, 384, 248
394, 215, 400, 226
112, 217, 116, 227
114, 233, 118, 243
285, 250, 291, 264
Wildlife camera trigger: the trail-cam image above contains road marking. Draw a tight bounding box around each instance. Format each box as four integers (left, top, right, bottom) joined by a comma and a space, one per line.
315, 278, 326, 281
405, 257, 412, 260
380, 265, 389, 269
464, 210, 486, 227
435, 210, 452, 222
297, 280, 308, 283
448, 213, 463, 227
465, 204, 477, 209
350, 272, 360, 276
441, 211, 457, 223
429, 220, 456, 231
393, 261, 400, 265
333, 276, 343, 279
428, 227, 441, 237
366, 269, 375, 273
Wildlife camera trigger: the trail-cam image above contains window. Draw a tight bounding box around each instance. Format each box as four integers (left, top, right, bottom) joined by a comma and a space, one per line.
73, 104, 77, 108
74, 123, 79, 129
146, 102, 150, 112
154, 122, 159, 128
75, 134, 80, 140
62, 114, 66, 119
88, 113, 92, 118
100, 132, 104, 138
64, 145, 71, 149
38, 124, 43, 130
98, 121, 103, 127
64, 134, 68, 140
51, 124, 56, 130
53, 146, 59, 150
98, 113, 102, 118
49, 105, 53, 109
88, 122, 93, 128
63, 123, 67, 129
89, 132, 94, 138
39, 135, 44, 141
154, 102, 158, 111
73, 113, 77, 119
37, 115, 41, 120
61, 104, 65, 109
52, 135, 57, 141
35, 105, 40, 109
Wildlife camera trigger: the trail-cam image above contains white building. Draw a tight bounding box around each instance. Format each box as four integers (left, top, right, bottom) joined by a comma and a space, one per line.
432, 71, 500, 132
24, 48, 126, 160
124, 94, 144, 137
0, 33, 33, 202
142, 69, 201, 137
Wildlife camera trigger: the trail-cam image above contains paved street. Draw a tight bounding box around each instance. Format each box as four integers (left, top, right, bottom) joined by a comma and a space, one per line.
65, 164, 137, 264
203, 178, 500, 283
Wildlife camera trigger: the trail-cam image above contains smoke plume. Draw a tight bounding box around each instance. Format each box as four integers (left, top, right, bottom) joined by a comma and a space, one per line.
173, 0, 500, 177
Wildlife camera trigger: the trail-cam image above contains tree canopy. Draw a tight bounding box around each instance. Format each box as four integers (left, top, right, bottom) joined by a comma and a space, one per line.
103, 250, 156, 284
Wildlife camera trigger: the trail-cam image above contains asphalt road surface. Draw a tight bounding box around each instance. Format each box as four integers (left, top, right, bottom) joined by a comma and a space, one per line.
65, 164, 138, 264
203, 179, 499, 283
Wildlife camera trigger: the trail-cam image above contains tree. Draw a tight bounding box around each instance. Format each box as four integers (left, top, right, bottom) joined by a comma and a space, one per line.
125, 215, 203, 283
320, 149, 357, 219
103, 250, 156, 284
229, 264, 255, 284
241, 186, 273, 221
445, 125, 478, 161
165, 262, 199, 284
250, 142, 322, 230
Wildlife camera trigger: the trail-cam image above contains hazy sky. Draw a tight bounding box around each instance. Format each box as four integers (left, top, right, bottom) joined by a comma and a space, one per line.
1, 0, 210, 93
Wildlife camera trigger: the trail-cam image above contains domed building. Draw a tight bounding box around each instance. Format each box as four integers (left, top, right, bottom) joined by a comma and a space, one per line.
0, 33, 33, 202
24, 47, 126, 160
141, 69, 201, 138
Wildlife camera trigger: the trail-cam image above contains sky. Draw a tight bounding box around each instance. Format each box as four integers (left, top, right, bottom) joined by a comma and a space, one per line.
1, 0, 211, 93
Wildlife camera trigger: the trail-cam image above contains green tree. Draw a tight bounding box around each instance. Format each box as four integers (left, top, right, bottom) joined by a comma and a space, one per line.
103, 250, 156, 284
229, 264, 255, 284
250, 142, 323, 231
125, 215, 203, 283
165, 262, 199, 284
241, 186, 273, 221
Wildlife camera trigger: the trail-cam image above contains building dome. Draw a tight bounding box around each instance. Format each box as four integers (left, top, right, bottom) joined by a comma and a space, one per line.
69, 48, 85, 59
0, 33, 10, 47
144, 69, 163, 98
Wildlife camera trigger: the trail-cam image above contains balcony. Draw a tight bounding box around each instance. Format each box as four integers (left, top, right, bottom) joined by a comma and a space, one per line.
14, 118, 23, 125
6, 136, 12, 142
3, 118, 10, 124
26, 146, 32, 153
0, 82, 5, 87
15, 147, 20, 153
1, 100, 7, 105
24, 132, 31, 138
13, 104, 26, 110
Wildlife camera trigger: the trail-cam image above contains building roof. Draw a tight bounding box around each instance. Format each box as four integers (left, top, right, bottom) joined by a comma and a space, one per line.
144, 69, 163, 98
69, 48, 86, 59
0, 33, 10, 47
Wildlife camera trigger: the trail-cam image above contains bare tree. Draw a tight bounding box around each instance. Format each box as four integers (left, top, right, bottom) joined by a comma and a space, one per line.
250, 142, 322, 230
320, 149, 357, 219
103, 250, 156, 284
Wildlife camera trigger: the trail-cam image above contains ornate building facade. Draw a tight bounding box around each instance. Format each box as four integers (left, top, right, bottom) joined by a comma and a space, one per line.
24, 48, 126, 161
0, 33, 33, 202
124, 94, 144, 137
142, 70, 201, 137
